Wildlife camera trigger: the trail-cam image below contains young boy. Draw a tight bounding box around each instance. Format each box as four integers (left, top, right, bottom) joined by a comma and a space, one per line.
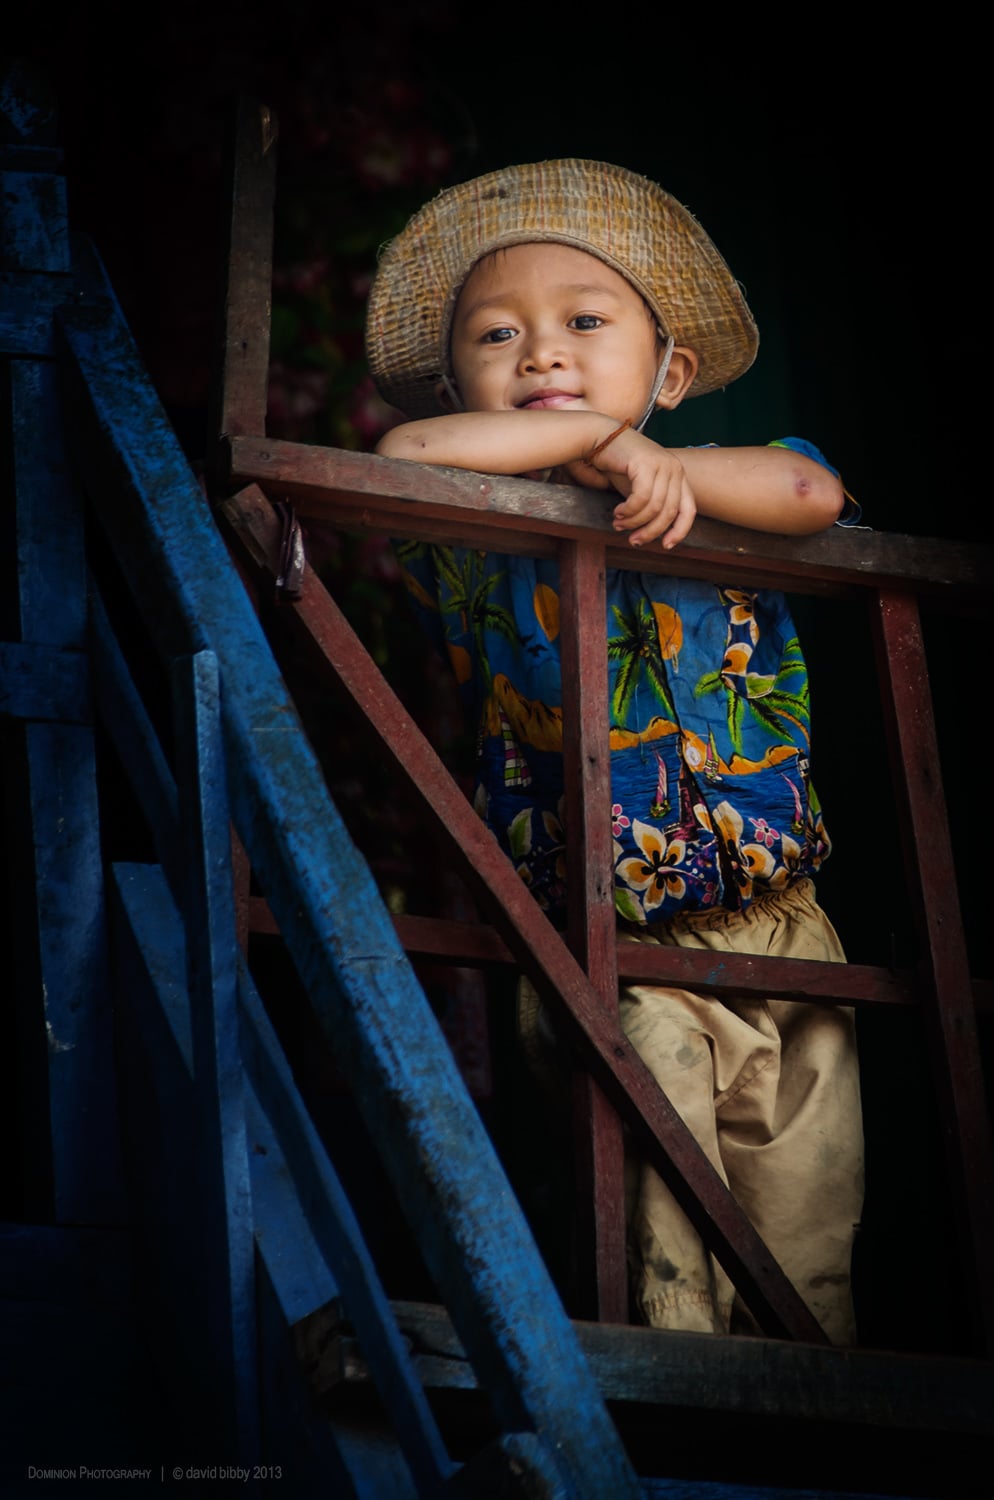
364, 158, 863, 1344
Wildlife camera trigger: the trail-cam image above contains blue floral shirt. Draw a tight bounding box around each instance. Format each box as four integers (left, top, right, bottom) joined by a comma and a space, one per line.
396, 439, 857, 927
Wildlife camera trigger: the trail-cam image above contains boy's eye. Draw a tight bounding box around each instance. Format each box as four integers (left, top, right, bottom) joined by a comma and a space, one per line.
570, 314, 603, 331
482, 327, 516, 344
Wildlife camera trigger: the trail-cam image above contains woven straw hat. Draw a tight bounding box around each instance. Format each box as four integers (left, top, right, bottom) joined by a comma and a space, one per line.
365, 158, 759, 419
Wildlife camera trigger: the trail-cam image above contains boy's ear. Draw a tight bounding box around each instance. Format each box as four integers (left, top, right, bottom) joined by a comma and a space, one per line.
654, 347, 699, 411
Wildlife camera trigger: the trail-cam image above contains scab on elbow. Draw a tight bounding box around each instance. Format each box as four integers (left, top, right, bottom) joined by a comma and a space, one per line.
794, 466, 846, 531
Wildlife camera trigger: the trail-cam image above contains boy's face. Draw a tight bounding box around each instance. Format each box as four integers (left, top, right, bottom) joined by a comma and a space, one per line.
448, 242, 665, 423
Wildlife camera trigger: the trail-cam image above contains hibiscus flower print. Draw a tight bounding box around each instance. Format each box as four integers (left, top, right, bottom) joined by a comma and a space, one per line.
750, 817, 779, 849
616, 818, 687, 915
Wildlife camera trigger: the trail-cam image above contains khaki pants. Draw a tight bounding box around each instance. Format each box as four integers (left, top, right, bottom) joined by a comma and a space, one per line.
519, 879, 864, 1344
620, 878, 863, 1343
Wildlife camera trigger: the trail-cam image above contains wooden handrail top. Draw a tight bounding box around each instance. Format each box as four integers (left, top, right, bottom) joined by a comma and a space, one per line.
224, 435, 992, 608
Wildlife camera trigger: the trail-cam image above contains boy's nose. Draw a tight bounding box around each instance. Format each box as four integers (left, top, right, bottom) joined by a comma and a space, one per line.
519, 331, 567, 373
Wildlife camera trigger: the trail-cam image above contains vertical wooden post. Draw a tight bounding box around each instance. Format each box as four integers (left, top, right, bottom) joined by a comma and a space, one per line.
172, 649, 259, 1459
205, 95, 278, 951
205, 95, 278, 491
871, 588, 994, 1355
559, 537, 628, 1323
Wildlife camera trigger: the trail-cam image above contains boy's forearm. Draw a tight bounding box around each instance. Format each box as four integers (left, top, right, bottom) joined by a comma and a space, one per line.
677, 446, 845, 535
376, 410, 620, 474
377, 415, 845, 538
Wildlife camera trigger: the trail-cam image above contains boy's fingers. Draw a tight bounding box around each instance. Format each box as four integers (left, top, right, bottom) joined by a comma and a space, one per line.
614, 498, 661, 530
615, 506, 672, 542
613, 471, 669, 520
623, 477, 697, 549
614, 472, 681, 541
660, 486, 698, 550
609, 452, 695, 545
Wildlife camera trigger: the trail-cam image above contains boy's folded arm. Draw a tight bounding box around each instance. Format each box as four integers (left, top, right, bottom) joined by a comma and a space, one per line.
376, 414, 845, 540
376, 409, 624, 478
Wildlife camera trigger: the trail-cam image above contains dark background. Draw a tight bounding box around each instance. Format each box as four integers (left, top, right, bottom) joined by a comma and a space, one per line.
8, 2, 987, 543
5, 4, 990, 1353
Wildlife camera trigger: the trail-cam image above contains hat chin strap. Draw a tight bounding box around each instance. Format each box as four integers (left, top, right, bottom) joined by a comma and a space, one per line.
637, 335, 675, 431
439, 373, 464, 412
439, 334, 676, 431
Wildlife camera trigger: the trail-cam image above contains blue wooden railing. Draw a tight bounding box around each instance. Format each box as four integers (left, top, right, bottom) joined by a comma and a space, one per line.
2, 73, 644, 1496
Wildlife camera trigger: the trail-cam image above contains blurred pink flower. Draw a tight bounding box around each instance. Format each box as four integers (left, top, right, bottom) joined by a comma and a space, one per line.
267, 362, 329, 436
352, 124, 453, 191
272, 257, 331, 295
348, 374, 403, 445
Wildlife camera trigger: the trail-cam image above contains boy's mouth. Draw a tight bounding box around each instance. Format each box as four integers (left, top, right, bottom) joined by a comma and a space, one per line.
517, 389, 580, 410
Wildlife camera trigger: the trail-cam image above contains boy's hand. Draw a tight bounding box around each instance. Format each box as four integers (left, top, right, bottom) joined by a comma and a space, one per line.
567, 429, 698, 550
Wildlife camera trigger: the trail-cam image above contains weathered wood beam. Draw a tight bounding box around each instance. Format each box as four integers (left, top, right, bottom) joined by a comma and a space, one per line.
560, 537, 628, 1323
252, 872, 994, 1013
223, 434, 993, 608
205, 97, 277, 489
329, 1297, 994, 1438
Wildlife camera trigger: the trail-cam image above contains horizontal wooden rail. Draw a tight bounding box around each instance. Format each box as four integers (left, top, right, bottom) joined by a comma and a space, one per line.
224, 434, 992, 608
249, 900, 994, 1013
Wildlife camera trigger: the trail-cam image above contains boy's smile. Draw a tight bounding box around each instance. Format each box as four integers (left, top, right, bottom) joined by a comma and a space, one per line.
448, 242, 666, 425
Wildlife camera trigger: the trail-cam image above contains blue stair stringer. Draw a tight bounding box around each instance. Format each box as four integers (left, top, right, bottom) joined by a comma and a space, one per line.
95, 616, 455, 1494
53, 228, 646, 1498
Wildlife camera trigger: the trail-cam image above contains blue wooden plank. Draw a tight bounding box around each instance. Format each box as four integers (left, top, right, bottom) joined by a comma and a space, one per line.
255, 1255, 404, 1500
244, 1089, 340, 1325
251, 1106, 421, 1500
112, 857, 429, 1495
238, 953, 454, 1493
11, 358, 87, 642
19, 718, 124, 1223
171, 651, 259, 1465
108, 862, 224, 1451
443, 1434, 572, 1499
111, 824, 452, 1490
111, 860, 270, 1473
111, 864, 194, 1072
0, 170, 69, 272
6, 272, 123, 1221
58, 238, 642, 1500
0, 269, 70, 355
87, 581, 182, 882
0, 641, 89, 722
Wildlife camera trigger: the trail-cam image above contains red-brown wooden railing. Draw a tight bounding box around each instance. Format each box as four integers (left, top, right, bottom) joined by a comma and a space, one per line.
207, 98, 994, 1356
